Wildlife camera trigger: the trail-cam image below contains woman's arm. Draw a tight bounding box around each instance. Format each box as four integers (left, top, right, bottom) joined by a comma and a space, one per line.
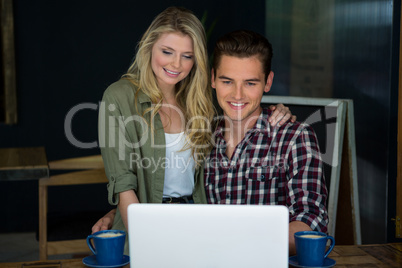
91, 190, 140, 233
118, 190, 140, 230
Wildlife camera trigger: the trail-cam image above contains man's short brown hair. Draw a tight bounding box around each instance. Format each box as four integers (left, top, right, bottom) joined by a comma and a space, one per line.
212, 30, 273, 81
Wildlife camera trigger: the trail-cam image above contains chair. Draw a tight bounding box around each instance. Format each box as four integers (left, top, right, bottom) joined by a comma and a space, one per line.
47, 154, 104, 170
38, 155, 109, 260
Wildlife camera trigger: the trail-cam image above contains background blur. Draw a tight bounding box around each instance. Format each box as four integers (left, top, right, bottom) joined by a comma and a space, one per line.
0, 0, 400, 246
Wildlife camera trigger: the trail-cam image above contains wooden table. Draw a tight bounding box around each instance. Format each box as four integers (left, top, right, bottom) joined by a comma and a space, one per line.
1, 243, 401, 268
0, 147, 49, 232
0, 258, 129, 268
328, 243, 402, 267
0, 147, 48, 180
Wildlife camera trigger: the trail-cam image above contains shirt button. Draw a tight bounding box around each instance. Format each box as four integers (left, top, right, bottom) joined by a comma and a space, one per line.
261, 174, 265, 180
226, 194, 230, 199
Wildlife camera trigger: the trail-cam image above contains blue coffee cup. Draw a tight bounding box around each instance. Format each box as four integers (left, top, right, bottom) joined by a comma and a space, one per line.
87, 230, 126, 266
294, 231, 335, 266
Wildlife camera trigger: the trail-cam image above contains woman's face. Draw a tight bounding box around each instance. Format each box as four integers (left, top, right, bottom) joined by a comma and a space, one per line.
151, 32, 195, 92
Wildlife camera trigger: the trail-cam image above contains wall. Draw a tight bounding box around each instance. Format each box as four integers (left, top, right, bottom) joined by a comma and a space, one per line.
266, 0, 400, 244
2, 0, 265, 161
0, 0, 266, 232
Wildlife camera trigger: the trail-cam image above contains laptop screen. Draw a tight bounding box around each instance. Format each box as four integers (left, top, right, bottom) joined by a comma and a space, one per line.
127, 204, 289, 268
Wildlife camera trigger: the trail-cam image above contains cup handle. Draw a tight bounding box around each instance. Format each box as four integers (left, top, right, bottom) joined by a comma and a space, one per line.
86, 235, 96, 255
324, 235, 335, 259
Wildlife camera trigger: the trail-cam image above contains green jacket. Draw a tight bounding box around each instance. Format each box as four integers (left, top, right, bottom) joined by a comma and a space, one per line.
99, 79, 207, 253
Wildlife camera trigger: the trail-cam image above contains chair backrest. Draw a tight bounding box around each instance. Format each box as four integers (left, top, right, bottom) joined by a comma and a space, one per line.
261, 95, 361, 244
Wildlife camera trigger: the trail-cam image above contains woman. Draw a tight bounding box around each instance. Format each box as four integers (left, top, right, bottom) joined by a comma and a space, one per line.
97, 6, 293, 253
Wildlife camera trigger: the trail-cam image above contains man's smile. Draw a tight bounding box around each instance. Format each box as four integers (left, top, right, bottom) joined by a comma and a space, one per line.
228, 102, 247, 110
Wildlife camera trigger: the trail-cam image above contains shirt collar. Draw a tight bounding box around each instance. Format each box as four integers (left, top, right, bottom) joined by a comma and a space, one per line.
254, 107, 272, 133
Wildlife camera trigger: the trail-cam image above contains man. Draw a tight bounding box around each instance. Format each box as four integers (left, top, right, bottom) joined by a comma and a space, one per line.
205, 30, 328, 255
93, 30, 328, 256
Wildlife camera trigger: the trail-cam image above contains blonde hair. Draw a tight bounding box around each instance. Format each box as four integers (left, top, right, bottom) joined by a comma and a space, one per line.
123, 6, 214, 163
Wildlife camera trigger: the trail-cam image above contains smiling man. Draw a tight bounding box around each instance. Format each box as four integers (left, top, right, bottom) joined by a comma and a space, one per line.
205, 30, 329, 256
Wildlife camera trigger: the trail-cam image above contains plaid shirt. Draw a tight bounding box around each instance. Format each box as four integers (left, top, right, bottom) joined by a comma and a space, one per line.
205, 107, 328, 232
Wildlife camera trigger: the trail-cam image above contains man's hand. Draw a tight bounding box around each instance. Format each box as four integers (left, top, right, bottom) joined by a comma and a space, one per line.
268, 104, 296, 126
91, 208, 117, 234
288, 221, 312, 256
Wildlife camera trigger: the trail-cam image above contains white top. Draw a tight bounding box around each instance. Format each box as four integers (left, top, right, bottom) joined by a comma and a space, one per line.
163, 132, 195, 198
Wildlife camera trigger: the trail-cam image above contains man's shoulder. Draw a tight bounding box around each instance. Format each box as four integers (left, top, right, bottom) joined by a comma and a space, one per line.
278, 120, 315, 134
259, 107, 312, 132
274, 121, 320, 150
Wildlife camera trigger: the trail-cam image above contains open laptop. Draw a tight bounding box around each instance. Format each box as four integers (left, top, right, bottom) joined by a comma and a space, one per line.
127, 204, 289, 268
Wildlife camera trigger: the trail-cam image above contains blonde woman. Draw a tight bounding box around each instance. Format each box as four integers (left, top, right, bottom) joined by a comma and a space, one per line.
97, 7, 293, 253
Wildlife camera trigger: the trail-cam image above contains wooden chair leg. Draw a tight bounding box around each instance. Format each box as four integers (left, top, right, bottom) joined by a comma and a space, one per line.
39, 182, 48, 260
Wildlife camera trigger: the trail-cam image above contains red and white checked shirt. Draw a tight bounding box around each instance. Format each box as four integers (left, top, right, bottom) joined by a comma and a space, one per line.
204, 107, 329, 232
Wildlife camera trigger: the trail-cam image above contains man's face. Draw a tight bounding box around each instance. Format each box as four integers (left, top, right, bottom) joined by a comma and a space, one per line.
211, 55, 274, 126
